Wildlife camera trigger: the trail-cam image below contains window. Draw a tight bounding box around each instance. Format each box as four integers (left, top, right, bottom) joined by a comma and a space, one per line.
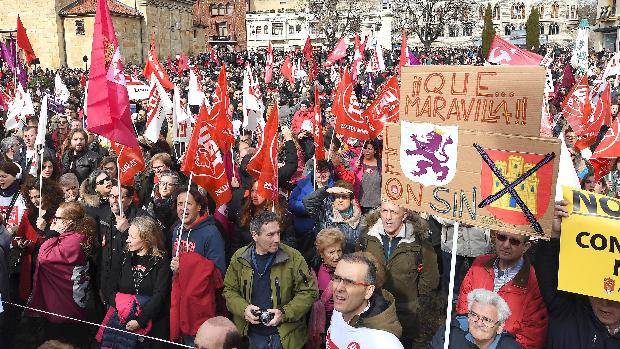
493, 4, 500, 20
382, 0, 389, 10
289, 25, 294, 34
539, 5, 544, 18
255, 26, 262, 35
272, 23, 283, 36
551, 2, 559, 18
296, 24, 301, 33
310, 23, 319, 35
264, 24, 268, 33
463, 23, 473, 36
218, 4, 225, 15
569, 5, 577, 19
548, 23, 559, 35
75, 19, 85, 35
505, 24, 515, 35
479, 5, 484, 19
226, 4, 233, 14
210, 4, 218, 15
540, 24, 544, 34
448, 26, 458, 37
216, 22, 228, 36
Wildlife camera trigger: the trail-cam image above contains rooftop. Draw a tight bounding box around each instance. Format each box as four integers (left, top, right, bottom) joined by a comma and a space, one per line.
59, 0, 143, 18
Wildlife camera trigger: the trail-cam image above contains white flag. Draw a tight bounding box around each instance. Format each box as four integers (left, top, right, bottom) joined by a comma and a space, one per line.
144, 74, 173, 143
54, 74, 70, 104
555, 134, 582, 200
544, 69, 554, 94
242, 66, 261, 128
367, 42, 385, 73
35, 95, 48, 146
570, 20, 589, 73
6, 85, 34, 131
188, 69, 205, 106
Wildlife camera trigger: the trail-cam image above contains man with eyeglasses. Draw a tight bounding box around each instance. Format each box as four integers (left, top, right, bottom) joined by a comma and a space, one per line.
456, 231, 548, 349
327, 253, 403, 349
429, 288, 522, 348
223, 211, 317, 349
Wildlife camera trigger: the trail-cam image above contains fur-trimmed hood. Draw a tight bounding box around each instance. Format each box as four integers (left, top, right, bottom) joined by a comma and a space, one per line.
79, 180, 104, 208
361, 208, 430, 243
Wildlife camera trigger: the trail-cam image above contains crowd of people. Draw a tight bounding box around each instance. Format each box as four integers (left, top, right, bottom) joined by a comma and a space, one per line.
0, 41, 617, 349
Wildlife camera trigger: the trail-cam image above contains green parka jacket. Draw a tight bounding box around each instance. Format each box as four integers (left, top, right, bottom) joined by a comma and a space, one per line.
223, 243, 318, 349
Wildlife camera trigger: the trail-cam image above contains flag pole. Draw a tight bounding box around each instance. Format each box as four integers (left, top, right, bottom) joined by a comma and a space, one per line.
175, 172, 193, 257
38, 147, 44, 219
116, 146, 124, 217
443, 221, 460, 349
327, 130, 335, 161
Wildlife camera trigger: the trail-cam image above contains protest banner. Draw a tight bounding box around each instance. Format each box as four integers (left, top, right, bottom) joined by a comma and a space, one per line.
558, 186, 620, 301
382, 65, 560, 237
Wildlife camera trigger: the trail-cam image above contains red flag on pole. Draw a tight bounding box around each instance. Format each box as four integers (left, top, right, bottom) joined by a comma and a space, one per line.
487, 34, 543, 65
592, 116, 620, 158
264, 41, 273, 84
246, 106, 279, 200
363, 75, 400, 139
313, 85, 325, 161
143, 33, 174, 90
303, 37, 317, 81
333, 69, 369, 140
110, 143, 145, 185
86, 0, 138, 148
323, 37, 347, 67
562, 74, 592, 135
281, 56, 294, 85
16, 15, 37, 65
399, 31, 408, 74
351, 34, 363, 82
575, 84, 611, 151
181, 102, 232, 207
208, 64, 234, 151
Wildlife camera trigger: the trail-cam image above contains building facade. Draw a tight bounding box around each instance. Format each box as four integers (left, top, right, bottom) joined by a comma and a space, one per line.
594, 0, 619, 51
193, 0, 247, 49
406, 0, 580, 47
0, 0, 205, 69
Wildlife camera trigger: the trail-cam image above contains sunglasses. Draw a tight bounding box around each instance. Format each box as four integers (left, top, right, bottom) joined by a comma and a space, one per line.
96, 177, 111, 185
495, 233, 525, 247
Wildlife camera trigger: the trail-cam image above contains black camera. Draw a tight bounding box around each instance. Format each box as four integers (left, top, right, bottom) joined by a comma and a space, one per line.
251, 309, 274, 325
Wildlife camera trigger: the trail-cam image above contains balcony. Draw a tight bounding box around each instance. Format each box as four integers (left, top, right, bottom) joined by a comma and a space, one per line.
209, 35, 237, 43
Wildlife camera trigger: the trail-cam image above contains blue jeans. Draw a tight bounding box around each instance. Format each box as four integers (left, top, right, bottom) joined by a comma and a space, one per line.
248, 332, 283, 349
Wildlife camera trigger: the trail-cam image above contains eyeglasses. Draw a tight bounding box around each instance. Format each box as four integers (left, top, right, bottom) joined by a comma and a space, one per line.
96, 177, 111, 185
331, 274, 371, 287
152, 165, 166, 171
52, 216, 68, 222
468, 310, 500, 327
159, 182, 177, 187
495, 233, 524, 247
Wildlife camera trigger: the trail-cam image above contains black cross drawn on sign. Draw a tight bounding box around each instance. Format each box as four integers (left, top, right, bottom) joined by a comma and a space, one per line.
473, 143, 556, 235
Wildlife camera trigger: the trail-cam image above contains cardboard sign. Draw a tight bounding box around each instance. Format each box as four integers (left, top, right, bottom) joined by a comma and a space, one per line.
382, 123, 560, 237
558, 187, 620, 301
400, 65, 545, 137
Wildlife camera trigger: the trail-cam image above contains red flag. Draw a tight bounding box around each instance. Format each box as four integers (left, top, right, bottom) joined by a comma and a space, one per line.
177, 54, 189, 72
333, 69, 369, 140
323, 37, 347, 67
592, 116, 620, 158
313, 85, 325, 161
362, 75, 400, 139
86, 0, 138, 148
143, 33, 174, 90
181, 102, 232, 207
562, 74, 592, 135
590, 158, 614, 182
110, 143, 145, 185
303, 36, 314, 61
281, 56, 294, 85
264, 41, 273, 84
246, 106, 279, 200
351, 34, 363, 81
487, 34, 543, 65
210, 48, 220, 65
575, 84, 611, 151
16, 15, 37, 65
399, 31, 408, 74
208, 64, 234, 150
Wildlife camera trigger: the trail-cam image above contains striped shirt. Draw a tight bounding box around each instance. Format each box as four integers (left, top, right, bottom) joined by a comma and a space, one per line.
493, 256, 524, 293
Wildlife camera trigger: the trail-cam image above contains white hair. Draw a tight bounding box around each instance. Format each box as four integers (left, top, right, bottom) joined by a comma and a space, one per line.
467, 288, 511, 324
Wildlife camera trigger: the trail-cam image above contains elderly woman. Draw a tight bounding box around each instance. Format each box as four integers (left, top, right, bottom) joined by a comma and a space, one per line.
146, 171, 180, 251
60, 129, 101, 183
303, 180, 362, 253
138, 152, 173, 206
429, 288, 522, 348
58, 173, 80, 202
28, 202, 96, 347
13, 178, 64, 301
1, 136, 22, 162
99, 216, 171, 348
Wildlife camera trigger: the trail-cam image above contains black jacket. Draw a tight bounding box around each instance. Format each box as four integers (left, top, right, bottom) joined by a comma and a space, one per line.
535, 239, 620, 349
428, 316, 523, 349
61, 148, 101, 183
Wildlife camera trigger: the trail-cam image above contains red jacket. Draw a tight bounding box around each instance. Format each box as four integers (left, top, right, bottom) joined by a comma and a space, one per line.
170, 252, 224, 340
456, 254, 548, 349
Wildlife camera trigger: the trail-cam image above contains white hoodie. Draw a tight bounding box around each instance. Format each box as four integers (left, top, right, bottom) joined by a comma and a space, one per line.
327, 310, 403, 349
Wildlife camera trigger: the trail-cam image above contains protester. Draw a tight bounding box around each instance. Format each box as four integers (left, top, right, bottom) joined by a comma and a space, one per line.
456, 231, 548, 349
313, 228, 344, 329
359, 201, 439, 348
352, 140, 382, 214
223, 211, 318, 349
138, 152, 173, 206
1, 136, 22, 162
79, 169, 113, 220
429, 288, 522, 348
0, 161, 28, 233
37, 155, 60, 180
327, 253, 403, 349
195, 316, 244, 349
98, 156, 118, 180
60, 129, 101, 183
146, 171, 180, 251
57, 173, 79, 202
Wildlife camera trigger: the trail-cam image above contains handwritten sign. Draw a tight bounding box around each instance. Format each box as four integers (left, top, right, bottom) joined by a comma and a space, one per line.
400, 65, 545, 137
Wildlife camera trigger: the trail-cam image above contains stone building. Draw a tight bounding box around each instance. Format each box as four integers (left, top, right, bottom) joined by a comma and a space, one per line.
193, 0, 247, 49
407, 0, 580, 47
594, 0, 619, 51
0, 0, 205, 69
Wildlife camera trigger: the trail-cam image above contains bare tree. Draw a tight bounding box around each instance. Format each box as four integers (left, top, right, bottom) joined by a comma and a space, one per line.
391, 0, 472, 48
302, 0, 375, 47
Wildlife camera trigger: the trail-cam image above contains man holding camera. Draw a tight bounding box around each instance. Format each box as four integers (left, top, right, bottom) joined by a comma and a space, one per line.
223, 211, 318, 349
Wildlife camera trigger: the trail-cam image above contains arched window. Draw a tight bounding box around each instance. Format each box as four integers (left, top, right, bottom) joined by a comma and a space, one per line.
264, 24, 268, 33
511, 4, 516, 19
519, 3, 526, 19
218, 4, 225, 15
210, 4, 218, 16
494, 4, 501, 20
505, 25, 511, 35
539, 5, 544, 18
226, 3, 233, 14
551, 2, 559, 18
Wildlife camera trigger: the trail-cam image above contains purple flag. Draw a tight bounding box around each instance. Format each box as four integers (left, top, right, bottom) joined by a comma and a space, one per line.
16, 59, 27, 89
363, 72, 374, 98
0, 43, 15, 71
408, 48, 421, 65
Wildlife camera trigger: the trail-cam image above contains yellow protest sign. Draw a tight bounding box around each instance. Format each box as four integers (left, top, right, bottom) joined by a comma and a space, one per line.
558, 186, 620, 301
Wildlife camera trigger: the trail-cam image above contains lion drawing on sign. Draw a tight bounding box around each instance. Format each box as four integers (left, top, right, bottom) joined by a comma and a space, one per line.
404, 129, 453, 181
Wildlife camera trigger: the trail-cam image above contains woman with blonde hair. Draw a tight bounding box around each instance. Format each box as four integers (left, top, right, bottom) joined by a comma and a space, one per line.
99, 216, 171, 348
27, 201, 96, 347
